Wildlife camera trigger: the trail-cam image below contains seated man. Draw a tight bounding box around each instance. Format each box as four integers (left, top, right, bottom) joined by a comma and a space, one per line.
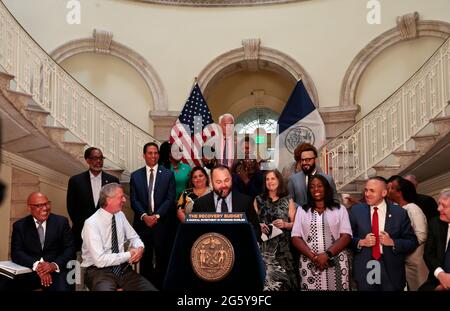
2, 192, 75, 291
81, 183, 157, 291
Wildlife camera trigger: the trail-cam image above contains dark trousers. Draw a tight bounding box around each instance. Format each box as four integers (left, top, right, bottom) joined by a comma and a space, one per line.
139, 229, 172, 290
0, 271, 70, 291
84, 266, 157, 291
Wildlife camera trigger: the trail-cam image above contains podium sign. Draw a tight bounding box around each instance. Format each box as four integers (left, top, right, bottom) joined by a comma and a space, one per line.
163, 220, 265, 291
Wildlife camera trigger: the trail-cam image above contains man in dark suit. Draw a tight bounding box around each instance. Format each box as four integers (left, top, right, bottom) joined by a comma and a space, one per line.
3, 192, 75, 291
421, 188, 450, 290
66, 147, 119, 251
288, 143, 339, 207
192, 165, 261, 239
130, 142, 176, 289
404, 174, 439, 222
349, 176, 418, 291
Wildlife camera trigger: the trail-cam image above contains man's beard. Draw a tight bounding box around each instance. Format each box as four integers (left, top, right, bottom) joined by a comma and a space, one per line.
214, 188, 229, 198
302, 163, 316, 175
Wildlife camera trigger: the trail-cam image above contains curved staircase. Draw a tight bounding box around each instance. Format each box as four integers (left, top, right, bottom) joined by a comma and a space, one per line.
0, 1, 158, 180
320, 37, 450, 195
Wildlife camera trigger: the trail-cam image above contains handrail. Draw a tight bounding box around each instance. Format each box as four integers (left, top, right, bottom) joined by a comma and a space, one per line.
319, 36, 450, 190
0, 1, 159, 173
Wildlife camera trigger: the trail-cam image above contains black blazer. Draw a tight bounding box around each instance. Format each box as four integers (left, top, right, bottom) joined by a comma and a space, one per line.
192, 191, 261, 240
423, 217, 448, 285
11, 214, 75, 270
66, 170, 119, 250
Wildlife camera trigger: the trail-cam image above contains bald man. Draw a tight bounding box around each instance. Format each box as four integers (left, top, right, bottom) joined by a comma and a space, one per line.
3, 192, 75, 291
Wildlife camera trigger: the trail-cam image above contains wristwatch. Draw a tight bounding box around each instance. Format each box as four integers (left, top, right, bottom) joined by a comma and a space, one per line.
325, 250, 334, 260
325, 250, 335, 266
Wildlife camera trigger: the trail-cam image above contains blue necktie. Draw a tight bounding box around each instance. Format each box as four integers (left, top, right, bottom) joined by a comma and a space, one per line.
444, 239, 450, 273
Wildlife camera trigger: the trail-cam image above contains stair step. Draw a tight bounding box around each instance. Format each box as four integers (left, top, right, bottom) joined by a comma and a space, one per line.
44, 126, 67, 142
0, 71, 14, 90
392, 150, 420, 156
0, 71, 14, 80
25, 106, 50, 115
412, 133, 440, 140
62, 141, 86, 157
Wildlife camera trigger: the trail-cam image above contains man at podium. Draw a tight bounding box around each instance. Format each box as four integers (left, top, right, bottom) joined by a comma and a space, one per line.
165, 164, 265, 290
192, 165, 260, 239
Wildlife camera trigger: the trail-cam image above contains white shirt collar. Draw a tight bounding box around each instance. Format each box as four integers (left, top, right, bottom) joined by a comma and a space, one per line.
146, 164, 158, 173
89, 171, 102, 180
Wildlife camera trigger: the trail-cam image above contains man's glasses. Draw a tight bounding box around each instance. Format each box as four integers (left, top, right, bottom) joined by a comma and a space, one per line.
88, 156, 105, 161
29, 201, 51, 209
300, 157, 316, 163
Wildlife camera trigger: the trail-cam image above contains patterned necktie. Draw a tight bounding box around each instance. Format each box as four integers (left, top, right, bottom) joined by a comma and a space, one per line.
372, 207, 381, 260
220, 198, 228, 213
37, 222, 45, 249
444, 238, 450, 273
111, 215, 121, 277
148, 168, 154, 213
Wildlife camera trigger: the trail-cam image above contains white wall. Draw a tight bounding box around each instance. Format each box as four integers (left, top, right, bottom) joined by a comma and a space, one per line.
356, 36, 444, 118
61, 53, 154, 133
4, 0, 450, 118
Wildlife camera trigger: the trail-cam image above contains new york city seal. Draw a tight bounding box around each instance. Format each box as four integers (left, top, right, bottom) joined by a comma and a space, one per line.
191, 232, 234, 282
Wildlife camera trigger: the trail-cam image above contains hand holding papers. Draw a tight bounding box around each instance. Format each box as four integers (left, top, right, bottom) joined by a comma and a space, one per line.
261, 224, 283, 242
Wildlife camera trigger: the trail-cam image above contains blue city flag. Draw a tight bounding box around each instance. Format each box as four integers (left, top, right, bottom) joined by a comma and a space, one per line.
275, 80, 326, 171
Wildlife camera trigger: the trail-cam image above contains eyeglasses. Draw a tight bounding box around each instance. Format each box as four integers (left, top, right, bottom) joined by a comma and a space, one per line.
300, 157, 316, 163
29, 201, 51, 208
88, 156, 105, 161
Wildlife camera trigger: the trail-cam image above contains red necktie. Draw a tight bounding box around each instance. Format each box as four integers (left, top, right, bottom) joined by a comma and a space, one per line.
372, 206, 381, 260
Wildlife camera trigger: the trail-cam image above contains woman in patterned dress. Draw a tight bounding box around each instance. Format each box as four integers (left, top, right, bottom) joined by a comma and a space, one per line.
254, 169, 299, 291
291, 174, 352, 290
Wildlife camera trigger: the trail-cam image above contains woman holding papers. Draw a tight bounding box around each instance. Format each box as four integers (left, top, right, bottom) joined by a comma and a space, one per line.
176, 166, 211, 222
291, 175, 352, 290
254, 169, 298, 291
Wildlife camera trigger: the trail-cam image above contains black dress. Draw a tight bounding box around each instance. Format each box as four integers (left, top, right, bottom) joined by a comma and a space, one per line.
256, 195, 299, 291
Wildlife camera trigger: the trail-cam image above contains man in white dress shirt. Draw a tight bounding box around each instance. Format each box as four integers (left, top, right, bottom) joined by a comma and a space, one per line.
81, 183, 156, 291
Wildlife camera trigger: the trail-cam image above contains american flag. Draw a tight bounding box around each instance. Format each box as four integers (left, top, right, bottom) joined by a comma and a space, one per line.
170, 83, 215, 167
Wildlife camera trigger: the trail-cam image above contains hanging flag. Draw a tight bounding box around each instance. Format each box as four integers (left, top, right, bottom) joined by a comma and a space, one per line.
170, 82, 215, 167
275, 80, 326, 171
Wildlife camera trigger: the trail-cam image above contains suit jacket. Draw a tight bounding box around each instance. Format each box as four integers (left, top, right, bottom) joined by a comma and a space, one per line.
288, 169, 339, 207
349, 202, 418, 291
130, 165, 176, 237
11, 214, 75, 270
416, 193, 439, 222
423, 217, 449, 286
66, 170, 119, 250
192, 191, 261, 240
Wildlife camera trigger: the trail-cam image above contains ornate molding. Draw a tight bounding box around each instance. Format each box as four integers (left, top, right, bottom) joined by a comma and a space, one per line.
340, 18, 450, 108
93, 29, 113, 54
50, 32, 168, 113
242, 38, 260, 71
198, 42, 319, 106
130, 0, 304, 7
396, 12, 420, 40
